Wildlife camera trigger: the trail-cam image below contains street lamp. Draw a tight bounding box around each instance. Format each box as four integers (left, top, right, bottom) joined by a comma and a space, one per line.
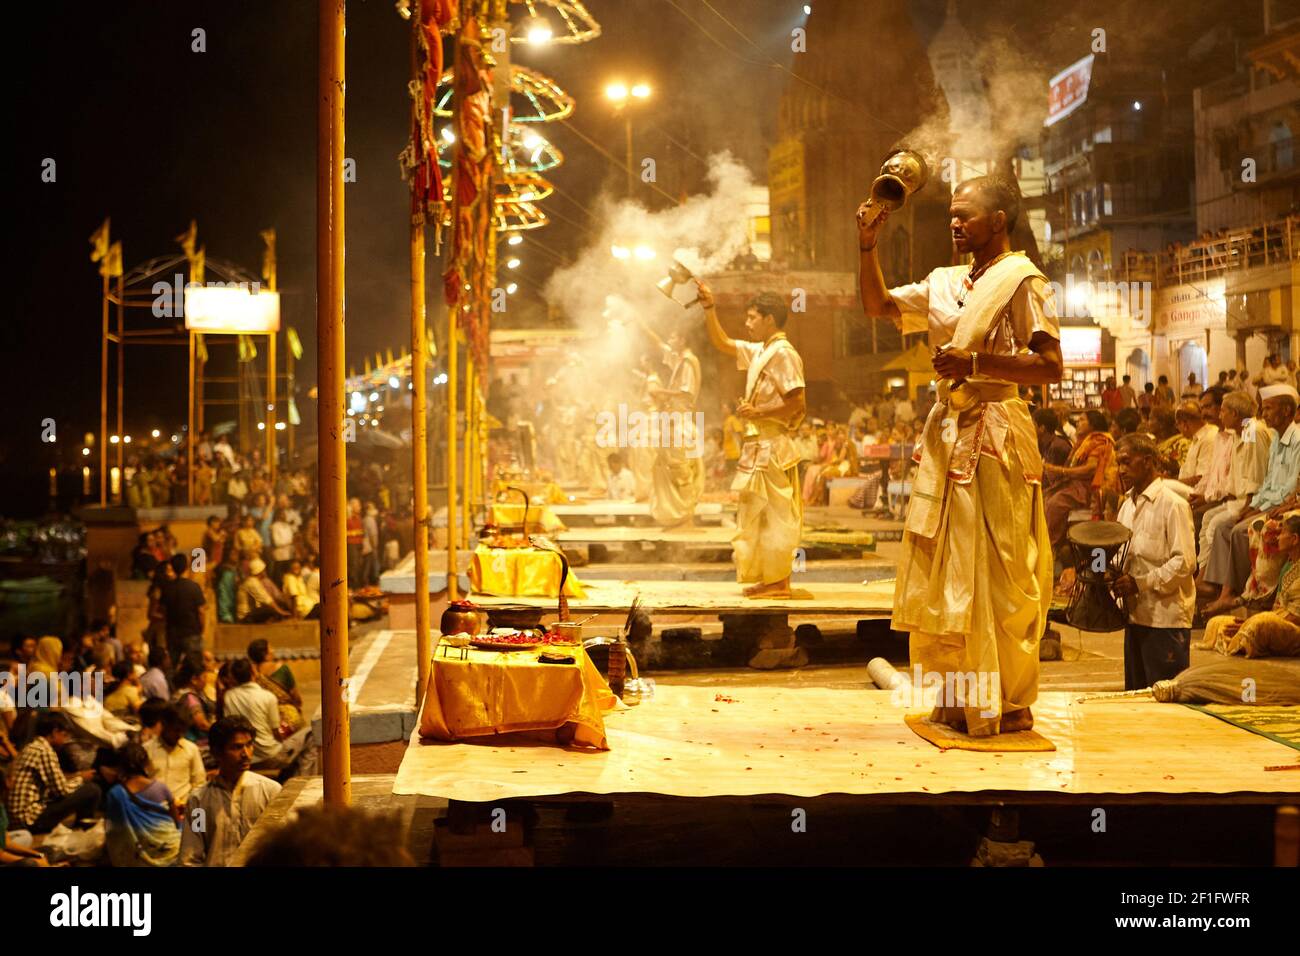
606, 80, 652, 197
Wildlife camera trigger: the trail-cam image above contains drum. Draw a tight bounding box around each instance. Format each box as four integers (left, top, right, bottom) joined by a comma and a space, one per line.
1064, 521, 1132, 632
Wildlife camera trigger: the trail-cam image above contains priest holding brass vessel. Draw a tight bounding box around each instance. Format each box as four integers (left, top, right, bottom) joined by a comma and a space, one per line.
858, 165, 1063, 736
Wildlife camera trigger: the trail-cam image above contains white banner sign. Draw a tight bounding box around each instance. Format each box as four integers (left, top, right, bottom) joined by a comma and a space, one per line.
1045, 54, 1095, 127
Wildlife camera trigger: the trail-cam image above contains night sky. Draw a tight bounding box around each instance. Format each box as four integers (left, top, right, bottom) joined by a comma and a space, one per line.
8, 0, 1245, 515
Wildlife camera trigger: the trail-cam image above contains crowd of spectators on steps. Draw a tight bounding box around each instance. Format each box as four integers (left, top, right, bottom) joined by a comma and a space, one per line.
0, 632, 320, 867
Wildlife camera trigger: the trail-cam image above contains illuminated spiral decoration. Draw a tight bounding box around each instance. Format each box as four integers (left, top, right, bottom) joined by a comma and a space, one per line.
434, 64, 574, 124
435, 122, 562, 175
507, 0, 601, 46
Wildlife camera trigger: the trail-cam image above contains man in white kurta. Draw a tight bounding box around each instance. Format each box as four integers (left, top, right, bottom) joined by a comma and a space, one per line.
883, 255, 1060, 735
730, 334, 806, 590
859, 173, 1070, 736
699, 285, 807, 598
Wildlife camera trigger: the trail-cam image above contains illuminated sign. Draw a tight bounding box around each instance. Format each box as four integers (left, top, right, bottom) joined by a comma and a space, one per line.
1060, 325, 1102, 365
1045, 54, 1095, 127
184, 286, 281, 334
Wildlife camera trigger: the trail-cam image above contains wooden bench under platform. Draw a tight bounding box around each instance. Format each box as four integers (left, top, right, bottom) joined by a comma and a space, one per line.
472, 578, 898, 669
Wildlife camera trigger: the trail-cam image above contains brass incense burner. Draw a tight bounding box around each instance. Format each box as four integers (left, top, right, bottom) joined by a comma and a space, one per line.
856, 149, 929, 229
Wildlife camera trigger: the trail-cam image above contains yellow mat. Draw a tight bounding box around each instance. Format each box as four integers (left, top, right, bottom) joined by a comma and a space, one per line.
393, 685, 1300, 803
904, 713, 1056, 752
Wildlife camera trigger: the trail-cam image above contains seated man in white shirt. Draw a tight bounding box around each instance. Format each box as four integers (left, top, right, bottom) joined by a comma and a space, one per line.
1111, 434, 1197, 690
143, 704, 207, 807
220, 659, 310, 771
605, 452, 636, 502
179, 716, 281, 867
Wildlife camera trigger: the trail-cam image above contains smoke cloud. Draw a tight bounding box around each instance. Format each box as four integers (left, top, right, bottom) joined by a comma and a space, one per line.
543, 150, 759, 336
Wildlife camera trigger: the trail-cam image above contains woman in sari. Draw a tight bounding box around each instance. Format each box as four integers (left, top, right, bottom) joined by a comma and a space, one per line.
30, 636, 62, 678
820, 427, 858, 504
103, 743, 181, 868
143, 562, 174, 653
1043, 409, 1115, 590
1200, 513, 1300, 657
247, 639, 304, 733
171, 653, 215, 751
800, 426, 834, 504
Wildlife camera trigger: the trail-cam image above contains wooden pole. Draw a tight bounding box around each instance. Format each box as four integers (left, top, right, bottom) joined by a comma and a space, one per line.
99, 273, 109, 506
317, 0, 351, 808
462, 357, 474, 550
267, 330, 277, 481
412, 218, 431, 697
410, 18, 432, 700
197, 344, 206, 434
187, 332, 196, 504
447, 310, 459, 602
115, 272, 124, 485
286, 347, 295, 463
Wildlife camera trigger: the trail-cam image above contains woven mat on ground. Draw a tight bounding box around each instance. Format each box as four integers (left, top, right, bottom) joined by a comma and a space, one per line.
904, 713, 1056, 752
1184, 704, 1300, 751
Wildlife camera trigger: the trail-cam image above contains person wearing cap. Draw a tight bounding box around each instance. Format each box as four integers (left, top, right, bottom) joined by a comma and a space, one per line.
1202, 383, 1300, 615
236, 558, 293, 624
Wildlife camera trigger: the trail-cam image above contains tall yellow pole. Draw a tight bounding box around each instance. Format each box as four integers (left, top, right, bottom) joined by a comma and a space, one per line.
187, 332, 196, 504
410, 19, 432, 700
197, 344, 205, 434
447, 314, 459, 601
286, 347, 295, 463
267, 331, 277, 481
115, 272, 124, 485
317, 0, 351, 808
462, 358, 474, 550
100, 273, 109, 506
478, 389, 487, 511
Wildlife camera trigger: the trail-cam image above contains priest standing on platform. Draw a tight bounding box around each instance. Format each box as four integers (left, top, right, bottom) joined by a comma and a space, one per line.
699, 283, 807, 598
858, 175, 1063, 736
638, 321, 706, 529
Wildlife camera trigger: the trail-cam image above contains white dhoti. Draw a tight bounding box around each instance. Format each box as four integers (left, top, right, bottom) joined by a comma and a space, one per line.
731, 421, 802, 585
650, 444, 704, 525
892, 392, 1052, 736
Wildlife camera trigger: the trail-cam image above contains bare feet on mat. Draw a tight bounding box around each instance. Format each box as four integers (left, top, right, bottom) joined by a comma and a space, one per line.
999, 708, 1034, 733
743, 578, 792, 599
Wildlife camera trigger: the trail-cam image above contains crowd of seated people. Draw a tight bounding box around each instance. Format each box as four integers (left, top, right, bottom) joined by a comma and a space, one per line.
0, 633, 312, 867
1037, 363, 1298, 655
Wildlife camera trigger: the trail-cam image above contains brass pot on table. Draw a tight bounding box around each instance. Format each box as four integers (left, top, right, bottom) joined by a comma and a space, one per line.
441, 599, 487, 636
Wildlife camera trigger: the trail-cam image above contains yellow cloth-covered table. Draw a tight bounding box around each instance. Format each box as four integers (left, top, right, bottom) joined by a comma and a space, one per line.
490, 501, 567, 534
419, 645, 617, 749
492, 480, 569, 505
470, 543, 587, 599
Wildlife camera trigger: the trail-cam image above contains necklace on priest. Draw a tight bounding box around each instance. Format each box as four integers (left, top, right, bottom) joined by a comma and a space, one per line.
956, 250, 1016, 309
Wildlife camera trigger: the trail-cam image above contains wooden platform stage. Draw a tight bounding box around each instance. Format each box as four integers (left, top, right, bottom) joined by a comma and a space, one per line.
556, 523, 877, 556
471, 577, 897, 617
394, 683, 1300, 806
